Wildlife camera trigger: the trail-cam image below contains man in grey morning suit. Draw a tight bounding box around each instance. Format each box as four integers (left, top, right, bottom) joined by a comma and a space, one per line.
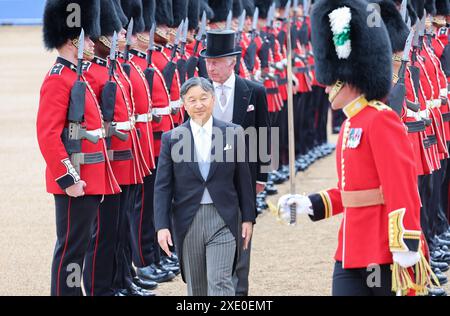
154, 77, 256, 296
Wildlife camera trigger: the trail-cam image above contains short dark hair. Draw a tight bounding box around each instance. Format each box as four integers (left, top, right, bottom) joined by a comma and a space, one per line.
180, 77, 215, 100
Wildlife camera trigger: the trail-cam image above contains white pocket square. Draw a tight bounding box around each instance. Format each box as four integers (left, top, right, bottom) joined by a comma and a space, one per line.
224, 144, 232, 151
247, 104, 255, 112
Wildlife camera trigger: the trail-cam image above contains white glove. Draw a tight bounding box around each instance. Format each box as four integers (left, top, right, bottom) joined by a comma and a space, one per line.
254, 70, 262, 82
392, 251, 421, 268
277, 194, 313, 223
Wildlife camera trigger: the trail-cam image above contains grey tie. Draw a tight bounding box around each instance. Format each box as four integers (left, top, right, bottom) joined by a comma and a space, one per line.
219, 85, 228, 110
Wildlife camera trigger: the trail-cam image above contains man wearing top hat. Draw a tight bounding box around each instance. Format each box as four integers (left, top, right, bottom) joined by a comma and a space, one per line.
200, 29, 271, 296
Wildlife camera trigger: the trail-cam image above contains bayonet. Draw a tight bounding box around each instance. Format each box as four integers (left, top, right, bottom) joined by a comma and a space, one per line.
303, 0, 310, 17
121, 18, 134, 77
402, 28, 414, 62
235, 9, 246, 45
76, 29, 85, 79
400, 0, 407, 23
226, 10, 232, 30
196, 11, 207, 42
124, 17, 134, 61
283, 0, 291, 21
180, 17, 189, 55
194, 12, 206, 54
171, 21, 183, 60
109, 31, 118, 80
238, 10, 246, 32
147, 23, 155, 67
251, 7, 259, 40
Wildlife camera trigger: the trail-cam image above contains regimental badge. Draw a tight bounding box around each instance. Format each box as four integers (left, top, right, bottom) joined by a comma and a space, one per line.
49, 63, 64, 76
346, 128, 363, 149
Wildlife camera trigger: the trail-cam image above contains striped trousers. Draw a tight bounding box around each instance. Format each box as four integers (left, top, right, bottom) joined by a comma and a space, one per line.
182, 204, 236, 296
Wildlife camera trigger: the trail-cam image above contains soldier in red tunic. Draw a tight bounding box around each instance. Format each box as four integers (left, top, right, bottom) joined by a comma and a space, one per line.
37, 0, 121, 296
81, 0, 155, 296
125, 0, 179, 283
279, 0, 435, 296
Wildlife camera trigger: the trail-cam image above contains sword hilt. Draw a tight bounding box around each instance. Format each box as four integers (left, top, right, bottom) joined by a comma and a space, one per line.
289, 202, 297, 225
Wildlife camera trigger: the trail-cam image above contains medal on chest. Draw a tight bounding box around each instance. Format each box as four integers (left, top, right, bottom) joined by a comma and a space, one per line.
346, 128, 363, 149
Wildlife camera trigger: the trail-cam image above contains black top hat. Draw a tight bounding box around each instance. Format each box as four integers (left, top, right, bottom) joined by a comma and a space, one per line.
200, 30, 241, 58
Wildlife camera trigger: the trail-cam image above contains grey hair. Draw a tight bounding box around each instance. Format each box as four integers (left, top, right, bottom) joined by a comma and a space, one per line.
180, 77, 215, 100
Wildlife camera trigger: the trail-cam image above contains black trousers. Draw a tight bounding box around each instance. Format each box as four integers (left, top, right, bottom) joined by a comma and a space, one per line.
294, 92, 308, 156
332, 261, 394, 296
442, 144, 450, 226
51, 194, 101, 296
113, 184, 138, 290
312, 86, 330, 146
83, 193, 121, 296
129, 173, 159, 268
418, 175, 432, 243
279, 100, 289, 166
437, 157, 450, 235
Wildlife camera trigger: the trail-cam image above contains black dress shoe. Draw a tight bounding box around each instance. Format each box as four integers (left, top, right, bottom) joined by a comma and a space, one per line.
136, 263, 176, 283
428, 287, 447, 296
432, 268, 448, 286
118, 283, 156, 296
332, 126, 341, 134
436, 237, 450, 247
431, 250, 450, 264
133, 276, 158, 290
439, 232, 450, 242
159, 258, 181, 276
430, 260, 449, 272
264, 184, 278, 195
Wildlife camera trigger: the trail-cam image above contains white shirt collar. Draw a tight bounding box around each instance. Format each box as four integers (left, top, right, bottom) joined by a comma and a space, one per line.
213, 74, 236, 90
190, 116, 213, 136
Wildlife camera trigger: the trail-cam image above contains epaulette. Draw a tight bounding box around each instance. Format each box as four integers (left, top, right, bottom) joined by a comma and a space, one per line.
368, 100, 391, 111
49, 63, 64, 76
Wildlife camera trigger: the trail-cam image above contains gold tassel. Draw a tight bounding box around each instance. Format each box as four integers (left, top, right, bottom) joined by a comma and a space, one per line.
413, 249, 440, 296
391, 249, 440, 296
391, 262, 415, 296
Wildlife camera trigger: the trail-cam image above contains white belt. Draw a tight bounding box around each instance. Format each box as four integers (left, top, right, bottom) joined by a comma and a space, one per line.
115, 118, 135, 131
87, 127, 106, 138
426, 99, 441, 108
440, 88, 448, 97
170, 99, 182, 109
152, 107, 171, 116
135, 113, 152, 123
407, 108, 429, 118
